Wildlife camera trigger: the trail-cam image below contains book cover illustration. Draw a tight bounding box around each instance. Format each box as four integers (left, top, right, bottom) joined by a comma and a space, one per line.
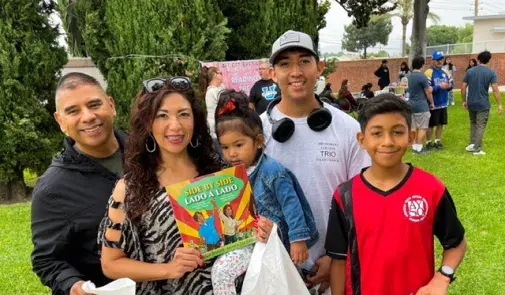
166, 165, 257, 260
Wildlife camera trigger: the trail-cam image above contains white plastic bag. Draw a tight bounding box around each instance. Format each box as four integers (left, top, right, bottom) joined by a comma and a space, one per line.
82, 278, 136, 295
241, 224, 310, 295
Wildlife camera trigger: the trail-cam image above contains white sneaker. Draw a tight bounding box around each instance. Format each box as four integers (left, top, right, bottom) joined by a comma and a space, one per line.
473, 150, 486, 156
466, 144, 475, 152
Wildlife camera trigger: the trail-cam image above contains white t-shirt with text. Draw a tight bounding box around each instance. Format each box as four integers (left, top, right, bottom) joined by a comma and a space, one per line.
260, 103, 371, 267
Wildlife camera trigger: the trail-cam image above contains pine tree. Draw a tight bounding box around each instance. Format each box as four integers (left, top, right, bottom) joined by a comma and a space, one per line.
0, 0, 68, 201
63, 0, 230, 129
218, 0, 331, 60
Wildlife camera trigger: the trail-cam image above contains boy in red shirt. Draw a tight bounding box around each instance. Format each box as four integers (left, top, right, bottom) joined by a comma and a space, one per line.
326, 93, 466, 295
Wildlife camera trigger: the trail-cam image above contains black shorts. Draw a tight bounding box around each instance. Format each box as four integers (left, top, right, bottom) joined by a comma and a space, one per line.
429, 108, 448, 127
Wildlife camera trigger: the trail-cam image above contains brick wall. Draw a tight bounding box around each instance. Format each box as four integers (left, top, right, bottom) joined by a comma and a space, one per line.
327, 53, 505, 93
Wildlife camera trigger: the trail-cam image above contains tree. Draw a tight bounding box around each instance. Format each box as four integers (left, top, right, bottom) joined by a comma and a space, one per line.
322, 58, 338, 78
334, 0, 397, 28
427, 25, 459, 46
79, 0, 230, 129
57, 0, 90, 57
60, 0, 330, 62
368, 50, 390, 58
409, 0, 430, 62
405, 42, 411, 55
427, 24, 473, 46
426, 24, 473, 54
216, 0, 330, 60
0, 0, 68, 201
216, 1, 264, 60
389, 0, 440, 56
457, 24, 473, 43
342, 15, 393, 59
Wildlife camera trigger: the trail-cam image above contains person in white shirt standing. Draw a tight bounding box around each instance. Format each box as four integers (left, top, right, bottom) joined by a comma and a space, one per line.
198, 66, 225, 153
260, 30, 370, 294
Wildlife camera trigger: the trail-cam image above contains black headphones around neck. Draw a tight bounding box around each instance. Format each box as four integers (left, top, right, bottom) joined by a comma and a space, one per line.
266, 96, 332, 143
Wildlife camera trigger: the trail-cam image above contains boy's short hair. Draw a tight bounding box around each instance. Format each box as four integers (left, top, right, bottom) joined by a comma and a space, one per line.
477, 50, 492, 64
411, 56, 425, 70
358, 93, 412, 132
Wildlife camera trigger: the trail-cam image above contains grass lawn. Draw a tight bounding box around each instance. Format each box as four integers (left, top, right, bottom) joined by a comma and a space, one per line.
0, 203, 50, 294
0, 92, 503, 294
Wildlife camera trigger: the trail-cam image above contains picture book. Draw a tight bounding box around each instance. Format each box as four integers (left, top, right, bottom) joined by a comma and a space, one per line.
166, 165, 257, 260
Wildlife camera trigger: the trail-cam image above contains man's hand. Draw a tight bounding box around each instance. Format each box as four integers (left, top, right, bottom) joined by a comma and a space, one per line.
256, 216, 273, 243
462, 102, 468, 110
415, 272, 450, 295
70, 281, 94, 295
440, 82, 450, 90
498, 104, 503, 116
307, 255, 332, 292
290, 241, 309, 265
430, 103, 435, 110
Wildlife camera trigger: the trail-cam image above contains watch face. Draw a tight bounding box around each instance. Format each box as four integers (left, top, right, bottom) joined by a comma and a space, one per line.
441, 265, 454, 275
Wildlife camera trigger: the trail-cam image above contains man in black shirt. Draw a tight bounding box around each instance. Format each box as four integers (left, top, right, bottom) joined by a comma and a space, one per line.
374, 59, 391, 90
249, 58, 280, 115
31, 73, 126, 295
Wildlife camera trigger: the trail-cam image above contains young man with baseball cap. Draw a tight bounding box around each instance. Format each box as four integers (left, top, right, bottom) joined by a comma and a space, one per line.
260, 30, 370, 294
425, 51, 452, 150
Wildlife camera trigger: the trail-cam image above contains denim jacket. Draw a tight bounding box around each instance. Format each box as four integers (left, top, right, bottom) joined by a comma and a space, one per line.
248, 153, 319, 251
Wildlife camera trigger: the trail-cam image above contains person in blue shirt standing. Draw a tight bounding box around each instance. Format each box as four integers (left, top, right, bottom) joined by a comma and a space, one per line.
461, 51, 503, 155
425, 52, 452, 150
194, 212, 222, 251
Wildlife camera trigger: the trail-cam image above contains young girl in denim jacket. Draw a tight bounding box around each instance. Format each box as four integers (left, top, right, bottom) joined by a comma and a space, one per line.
211, 90, 319, 295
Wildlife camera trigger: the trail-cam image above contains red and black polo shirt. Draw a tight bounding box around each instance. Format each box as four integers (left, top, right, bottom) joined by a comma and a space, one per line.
325, 165, 465, 295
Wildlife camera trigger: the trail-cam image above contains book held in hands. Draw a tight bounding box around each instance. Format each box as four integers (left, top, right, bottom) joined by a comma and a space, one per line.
166, 165, 257, 260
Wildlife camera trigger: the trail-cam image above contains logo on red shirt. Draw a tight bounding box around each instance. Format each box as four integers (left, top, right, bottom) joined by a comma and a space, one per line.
403, 195, 428, 222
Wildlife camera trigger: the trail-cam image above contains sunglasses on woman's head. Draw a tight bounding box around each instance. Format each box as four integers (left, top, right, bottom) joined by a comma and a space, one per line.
142, 76, 191, 93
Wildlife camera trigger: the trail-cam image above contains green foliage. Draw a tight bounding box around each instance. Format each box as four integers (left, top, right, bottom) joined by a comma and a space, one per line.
427, 25, 460, 46
322, 58, 338, 78
457, 24, 473, 43
62, 0, 230, 130
405, 42, 411, 55
427, 24, 473, 55
0, 1, 67, 187
57, 0, 92, 57
342, 15, 393, 59
219, 0, 330, 60
389, 0, 439, 56
334, 0, 397, 28
216, 1, 266, 60
368, 50, 390, 58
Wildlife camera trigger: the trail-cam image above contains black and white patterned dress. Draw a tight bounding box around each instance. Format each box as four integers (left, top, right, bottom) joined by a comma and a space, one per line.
98, 187, 214, 295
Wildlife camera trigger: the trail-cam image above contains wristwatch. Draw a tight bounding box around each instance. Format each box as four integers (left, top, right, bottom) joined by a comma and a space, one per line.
438, 265, 456, 283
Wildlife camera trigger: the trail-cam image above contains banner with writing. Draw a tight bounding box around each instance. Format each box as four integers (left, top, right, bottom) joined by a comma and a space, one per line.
166, 165, 257, 260
201, 59, 261, 93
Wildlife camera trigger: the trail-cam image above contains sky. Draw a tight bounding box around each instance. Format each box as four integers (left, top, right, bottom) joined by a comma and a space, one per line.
318, 0, 505, 56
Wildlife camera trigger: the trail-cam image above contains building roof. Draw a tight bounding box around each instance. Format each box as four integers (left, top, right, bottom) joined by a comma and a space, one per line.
463, 14, 505, 21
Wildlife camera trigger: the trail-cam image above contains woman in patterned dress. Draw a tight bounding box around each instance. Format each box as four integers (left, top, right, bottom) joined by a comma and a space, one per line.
97, 77, 224, 294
